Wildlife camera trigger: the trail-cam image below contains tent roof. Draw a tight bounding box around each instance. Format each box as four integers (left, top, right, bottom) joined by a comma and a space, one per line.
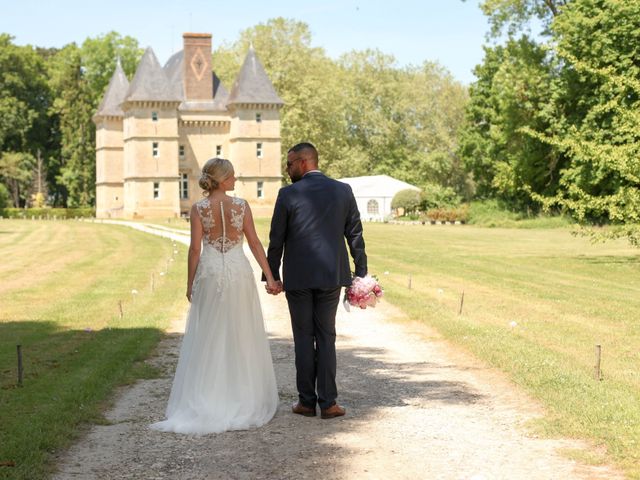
337, 175, 420, 198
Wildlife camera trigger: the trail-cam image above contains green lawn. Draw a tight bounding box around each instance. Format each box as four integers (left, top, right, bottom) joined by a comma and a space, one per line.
0, 219, 188, 480
2, 218, 638, 478
353, 223, 640, 478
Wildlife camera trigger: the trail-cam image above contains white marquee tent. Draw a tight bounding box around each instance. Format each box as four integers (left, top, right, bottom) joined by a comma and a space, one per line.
337, 174, 420, 221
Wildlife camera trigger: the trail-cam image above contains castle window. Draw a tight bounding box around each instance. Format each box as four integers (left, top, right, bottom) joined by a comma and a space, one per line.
153, 182, 160, 199
179, 145, 185, 159
152, 111, 158, 122
256, 112, 262, 123
216, 145, 222, 156
257, 181, 264, 199
180, 173, 189, 200
152, 142, 159, 157
256, 142, 263, 158
367, 199, 379, 215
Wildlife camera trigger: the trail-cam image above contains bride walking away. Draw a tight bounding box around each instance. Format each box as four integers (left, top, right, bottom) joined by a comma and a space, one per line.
151, 158, 280, 435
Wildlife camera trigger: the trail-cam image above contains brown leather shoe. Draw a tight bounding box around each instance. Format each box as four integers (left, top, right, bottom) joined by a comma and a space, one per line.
320, 404, 346, 419
292, 402, 316, 417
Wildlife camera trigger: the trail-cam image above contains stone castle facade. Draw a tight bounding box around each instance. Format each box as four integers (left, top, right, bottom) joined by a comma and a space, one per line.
93, 33, 284, 218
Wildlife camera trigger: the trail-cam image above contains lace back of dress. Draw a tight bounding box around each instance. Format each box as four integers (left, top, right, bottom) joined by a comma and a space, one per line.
197, 197, 245, 253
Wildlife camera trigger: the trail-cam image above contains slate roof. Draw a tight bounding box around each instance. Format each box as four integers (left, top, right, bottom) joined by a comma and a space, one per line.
95, 59, 129, 117
163, 50, 184, 100
337, 175, 421, 198
227, 47, 284, 106
125, 47, 180, 102
97, 45, 281, 112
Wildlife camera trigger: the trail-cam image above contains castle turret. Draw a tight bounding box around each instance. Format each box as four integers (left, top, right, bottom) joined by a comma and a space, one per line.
94, 33, 284, 219
227, 47, 284, 209
94, 59, 129, 218
121, 47, 181, 218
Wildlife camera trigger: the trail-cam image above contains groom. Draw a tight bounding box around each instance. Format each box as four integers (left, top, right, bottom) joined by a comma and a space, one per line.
265, 142, 367, 419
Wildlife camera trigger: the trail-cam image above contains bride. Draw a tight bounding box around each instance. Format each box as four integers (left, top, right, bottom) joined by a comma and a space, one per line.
151, 158, 280, 435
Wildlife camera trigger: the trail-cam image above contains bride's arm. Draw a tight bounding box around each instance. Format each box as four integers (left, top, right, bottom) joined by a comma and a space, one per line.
187, 204, 203, 302
243, 202, 279, 292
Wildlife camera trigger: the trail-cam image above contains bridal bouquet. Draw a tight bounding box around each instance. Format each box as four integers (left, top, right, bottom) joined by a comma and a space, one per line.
343, 275, 384, 311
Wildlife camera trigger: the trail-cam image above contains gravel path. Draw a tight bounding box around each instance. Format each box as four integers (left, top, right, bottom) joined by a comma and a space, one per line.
52, 223, 623, 479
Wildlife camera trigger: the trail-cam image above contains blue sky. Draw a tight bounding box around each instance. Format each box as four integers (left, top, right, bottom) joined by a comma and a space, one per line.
1, 0, 490, 84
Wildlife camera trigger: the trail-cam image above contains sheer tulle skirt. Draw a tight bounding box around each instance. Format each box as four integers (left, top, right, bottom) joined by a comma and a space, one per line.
150, 245, 278, 435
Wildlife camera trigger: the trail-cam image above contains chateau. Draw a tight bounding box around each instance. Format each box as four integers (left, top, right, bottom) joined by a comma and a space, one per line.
93, 33, 284, 218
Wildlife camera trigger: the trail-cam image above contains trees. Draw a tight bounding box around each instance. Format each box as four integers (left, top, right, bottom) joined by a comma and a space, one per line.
530, 0, 640, 243
0, 35, 53, 206
459, 37, 561, 210
461, 0, 640, 243
4, 23, 469, 209
213, 18, 469, 191
46, 33, 142, 207
213, 18, 349, 178
391, 189, 421, 215
0, 151, 35, 207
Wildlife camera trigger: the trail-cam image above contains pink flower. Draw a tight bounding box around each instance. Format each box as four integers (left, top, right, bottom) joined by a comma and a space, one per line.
344, 275, 383, 311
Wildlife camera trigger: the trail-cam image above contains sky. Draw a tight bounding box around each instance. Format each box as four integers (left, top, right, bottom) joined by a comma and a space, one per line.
0, 0, 491, 84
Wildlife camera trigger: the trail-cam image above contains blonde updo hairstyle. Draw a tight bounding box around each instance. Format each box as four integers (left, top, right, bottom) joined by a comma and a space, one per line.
198, 157, 234, 194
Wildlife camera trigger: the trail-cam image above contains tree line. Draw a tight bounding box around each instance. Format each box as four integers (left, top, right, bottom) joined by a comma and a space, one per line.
0, 19, 468, 210
1, 3, 639, 243
459, 0, 640, 242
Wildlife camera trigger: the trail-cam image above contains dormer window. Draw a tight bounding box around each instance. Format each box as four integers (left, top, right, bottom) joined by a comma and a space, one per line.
152, 111, 158, 122
256, 113, 262, 123
256, 142, 263, 158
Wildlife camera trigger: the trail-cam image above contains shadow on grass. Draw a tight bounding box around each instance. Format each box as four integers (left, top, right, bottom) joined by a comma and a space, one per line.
575, 255, 640, 265
0, 319, 164, 480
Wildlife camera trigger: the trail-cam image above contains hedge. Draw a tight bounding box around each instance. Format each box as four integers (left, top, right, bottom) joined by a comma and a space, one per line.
1, 208, 96, 219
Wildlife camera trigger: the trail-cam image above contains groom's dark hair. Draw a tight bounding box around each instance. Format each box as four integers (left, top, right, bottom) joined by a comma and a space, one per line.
288, 142, 318, 164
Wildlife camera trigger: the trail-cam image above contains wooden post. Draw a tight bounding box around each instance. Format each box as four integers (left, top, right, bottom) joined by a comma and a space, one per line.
594, 344, 602, 381
408, 274, 412, 290
17, 345, 23, 386
118, 300, 124, 319
458, 290, 465, 315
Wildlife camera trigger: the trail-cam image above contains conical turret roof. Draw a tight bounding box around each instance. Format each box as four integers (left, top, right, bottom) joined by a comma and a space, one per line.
227, 47, 284, 106
125, 47, 180, 102
95, 59, 129, 117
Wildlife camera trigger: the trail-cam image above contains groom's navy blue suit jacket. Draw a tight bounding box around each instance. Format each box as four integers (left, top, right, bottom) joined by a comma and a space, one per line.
266, 172, 367, 291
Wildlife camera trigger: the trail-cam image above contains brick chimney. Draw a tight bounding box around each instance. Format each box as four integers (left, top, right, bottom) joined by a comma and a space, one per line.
183, 33, 213, 101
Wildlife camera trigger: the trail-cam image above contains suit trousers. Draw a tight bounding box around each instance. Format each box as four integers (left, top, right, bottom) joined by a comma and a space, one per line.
285, 287, 342, 409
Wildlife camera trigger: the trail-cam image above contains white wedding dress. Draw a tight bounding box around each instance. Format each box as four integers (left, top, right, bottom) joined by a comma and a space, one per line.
151, 196, 278, 435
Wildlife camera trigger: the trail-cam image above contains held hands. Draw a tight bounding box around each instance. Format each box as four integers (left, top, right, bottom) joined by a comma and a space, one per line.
265, 279, 283, 295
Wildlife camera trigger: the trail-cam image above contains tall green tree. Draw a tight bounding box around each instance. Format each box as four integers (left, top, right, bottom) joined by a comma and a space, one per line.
0, 34, 53, 205
80, 31, 142, 107
213, 18, 348, 177
528, 0, 640, 243
0, 151, 35, 207
47, 44, 96, 207
46, 33, 142, 206
459, 37, 561, 209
